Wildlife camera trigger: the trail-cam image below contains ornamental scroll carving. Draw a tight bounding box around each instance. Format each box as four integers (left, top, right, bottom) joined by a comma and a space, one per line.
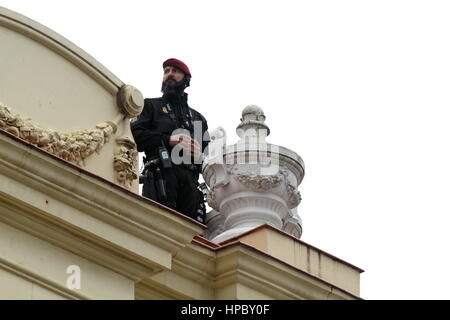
114, 138, 138, 188
206, 186, 219, 210
286, 183, 302, 208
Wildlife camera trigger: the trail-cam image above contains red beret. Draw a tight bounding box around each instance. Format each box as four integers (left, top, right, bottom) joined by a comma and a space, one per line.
163, 58, 191, 77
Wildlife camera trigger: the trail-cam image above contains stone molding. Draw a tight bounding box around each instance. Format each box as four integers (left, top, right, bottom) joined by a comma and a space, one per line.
215, 244, 359, 300
223, 146, 305, 185
202, 210, 225, 240
0, 131, 203, 283
137, 239, 361, 300
220, 193, 287, 229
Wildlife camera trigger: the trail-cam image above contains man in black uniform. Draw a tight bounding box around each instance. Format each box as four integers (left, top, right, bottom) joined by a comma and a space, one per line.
131, 58, 209, 223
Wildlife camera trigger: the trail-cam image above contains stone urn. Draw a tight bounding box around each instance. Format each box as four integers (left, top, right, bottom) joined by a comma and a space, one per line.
202, 105, 305, 243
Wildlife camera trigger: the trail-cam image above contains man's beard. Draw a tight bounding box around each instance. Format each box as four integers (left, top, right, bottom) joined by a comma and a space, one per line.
161, 77, 185, 100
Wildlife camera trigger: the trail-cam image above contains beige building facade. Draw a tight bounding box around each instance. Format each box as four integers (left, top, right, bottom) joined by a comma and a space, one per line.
0, 6, 363, 300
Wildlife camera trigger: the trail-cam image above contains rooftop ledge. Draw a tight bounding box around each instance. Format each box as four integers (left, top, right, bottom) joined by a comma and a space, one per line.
0, 125, 363, 300
199, 224, 363, 297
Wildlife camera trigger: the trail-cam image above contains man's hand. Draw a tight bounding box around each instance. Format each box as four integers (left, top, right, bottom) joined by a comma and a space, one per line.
169, 134, 201, 157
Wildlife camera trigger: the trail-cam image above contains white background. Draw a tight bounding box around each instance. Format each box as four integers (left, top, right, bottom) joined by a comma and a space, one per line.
2, 0, 450, 299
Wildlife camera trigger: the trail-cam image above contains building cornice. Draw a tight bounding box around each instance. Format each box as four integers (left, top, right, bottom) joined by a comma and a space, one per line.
215, 242, 361, 300
0, 130, 203, 283
137, 236, 361, 300
0, 129, 361, 300
219, 224, 364, 273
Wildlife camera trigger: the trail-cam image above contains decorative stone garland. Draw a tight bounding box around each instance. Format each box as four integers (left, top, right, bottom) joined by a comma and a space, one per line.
230, 166, 284, 190
0, 103, 117, 166
0, 86, 143, 189
227, 165, 302, 208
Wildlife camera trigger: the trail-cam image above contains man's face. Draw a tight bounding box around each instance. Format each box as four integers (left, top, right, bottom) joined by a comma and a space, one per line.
163, 66, 185, 85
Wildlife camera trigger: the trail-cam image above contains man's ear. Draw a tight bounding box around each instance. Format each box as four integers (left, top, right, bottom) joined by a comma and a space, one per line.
184, 76, 191, 88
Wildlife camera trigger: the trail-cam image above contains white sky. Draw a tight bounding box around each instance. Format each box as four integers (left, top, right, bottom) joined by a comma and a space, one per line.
2, 0, 450, 300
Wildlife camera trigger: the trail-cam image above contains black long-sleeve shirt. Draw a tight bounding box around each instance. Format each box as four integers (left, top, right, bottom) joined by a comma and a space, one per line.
131, 94, 209, 168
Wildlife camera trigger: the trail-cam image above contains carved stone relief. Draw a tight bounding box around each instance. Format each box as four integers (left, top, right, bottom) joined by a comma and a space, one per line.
0, 103, 117, 166
116, 85, 144, 118
114, 137, 138, 188
227, 164, 301, 208
286, 183, 302, 208
206, 185, 219, 210
232, 169, 284, 190
0, 84, 144, 189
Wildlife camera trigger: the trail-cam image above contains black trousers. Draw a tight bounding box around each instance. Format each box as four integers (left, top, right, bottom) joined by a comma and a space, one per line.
142, 165, 204, 222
